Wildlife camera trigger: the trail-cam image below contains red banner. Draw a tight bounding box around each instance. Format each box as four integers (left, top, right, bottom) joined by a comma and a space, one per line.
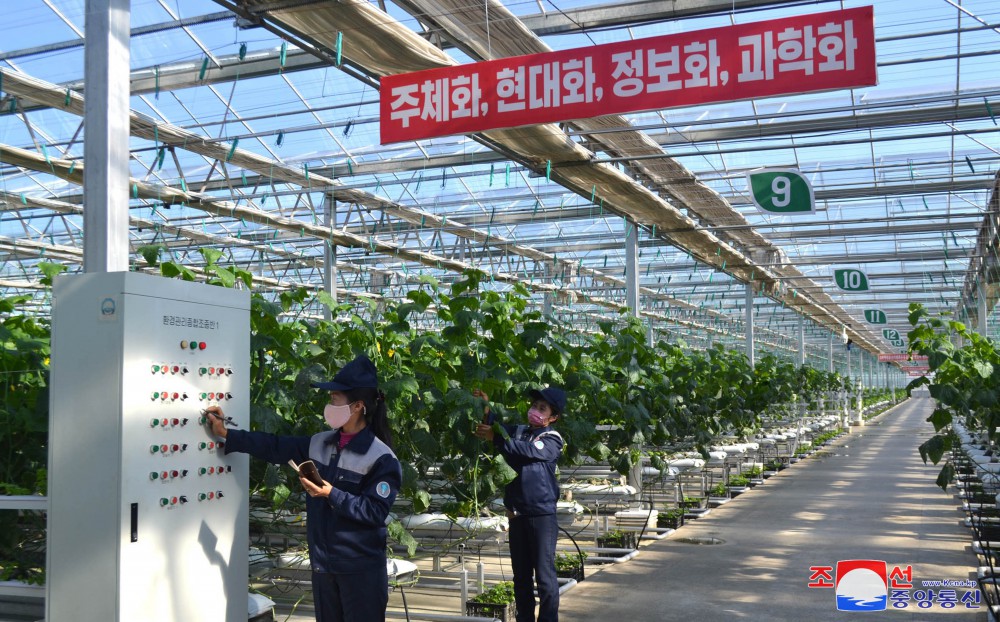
381, 6, 876, 143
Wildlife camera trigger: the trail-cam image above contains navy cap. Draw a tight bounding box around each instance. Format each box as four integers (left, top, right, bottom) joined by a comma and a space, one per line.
528, 386, 567, 415
312, 354, 378, 392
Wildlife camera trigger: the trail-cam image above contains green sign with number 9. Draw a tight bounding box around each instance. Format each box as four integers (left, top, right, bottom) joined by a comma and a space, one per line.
747, 169, 815, 214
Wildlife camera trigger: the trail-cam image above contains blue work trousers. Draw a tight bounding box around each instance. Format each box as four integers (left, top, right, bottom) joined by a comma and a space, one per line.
311, 565, 388, 622
509, 512, 559, 622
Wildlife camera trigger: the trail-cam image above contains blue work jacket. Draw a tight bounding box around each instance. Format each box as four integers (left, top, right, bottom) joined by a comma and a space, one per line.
225, 426, 401, 573
494, 424, 564, 517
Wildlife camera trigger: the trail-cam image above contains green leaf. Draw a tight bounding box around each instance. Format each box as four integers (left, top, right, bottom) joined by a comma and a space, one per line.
37, 261, 68, 286
491, 422, 510, 441
411, 489, 432, 514
209, 265, 236, 288
972, 360, 993, 379
935, 463, 955, 491
918, 434, 949, 465
316, 290, 337, 311
137, 244, 164, 267
160, 261, 196, 281
387, 520, 418, 557
927, 408, 952, 432
199, 247, 223, 266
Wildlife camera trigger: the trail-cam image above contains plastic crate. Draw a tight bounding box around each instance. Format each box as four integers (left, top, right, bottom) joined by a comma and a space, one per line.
466, 601, 515, 622
556, 564, 585, 582
596, 532, 637, 551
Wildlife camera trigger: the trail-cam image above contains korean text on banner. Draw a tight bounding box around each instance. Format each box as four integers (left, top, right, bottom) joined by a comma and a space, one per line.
380, 6, 876, 144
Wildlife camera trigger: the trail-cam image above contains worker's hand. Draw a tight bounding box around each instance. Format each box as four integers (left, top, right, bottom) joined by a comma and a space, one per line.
299, 475, 333, 498
203, 405, 228, 438
472, 389, 490, 420
474, 423, 495, 442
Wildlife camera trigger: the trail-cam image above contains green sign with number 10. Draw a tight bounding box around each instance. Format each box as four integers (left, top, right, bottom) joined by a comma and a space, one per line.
834, 269, 870, 292
747, 169, 815, 214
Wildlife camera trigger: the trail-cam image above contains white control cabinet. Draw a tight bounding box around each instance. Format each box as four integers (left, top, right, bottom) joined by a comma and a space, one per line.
47, 272, 250, 622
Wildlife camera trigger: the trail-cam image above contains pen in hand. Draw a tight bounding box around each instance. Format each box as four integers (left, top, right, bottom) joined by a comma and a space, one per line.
204, 410, 237, 427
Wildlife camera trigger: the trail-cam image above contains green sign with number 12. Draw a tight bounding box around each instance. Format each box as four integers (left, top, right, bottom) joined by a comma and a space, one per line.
747, 168, 815, 214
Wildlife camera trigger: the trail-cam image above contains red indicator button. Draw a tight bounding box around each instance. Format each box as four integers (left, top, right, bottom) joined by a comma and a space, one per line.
171, 444, 180, 453
161, 471, 169, 480
161, 418, 169, 427
171, 418, 179, 426
208, 492, 215, 500
208, 367, 216, 376
208, 467, 215, 475
160, 444, 169, 453
171, 365, 179, 374
170, 497, 178, 505
217, 465, 225, 475
208, 442, 216, 450
198, 342, 207, 351
170, 470, 179, 479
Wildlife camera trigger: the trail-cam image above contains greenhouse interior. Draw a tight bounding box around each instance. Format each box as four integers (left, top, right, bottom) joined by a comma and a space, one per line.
1, 0, 1000, 620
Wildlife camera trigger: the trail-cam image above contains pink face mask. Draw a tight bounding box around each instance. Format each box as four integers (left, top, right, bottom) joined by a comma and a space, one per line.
527, 408, 548, 427
324, 403, 352, 429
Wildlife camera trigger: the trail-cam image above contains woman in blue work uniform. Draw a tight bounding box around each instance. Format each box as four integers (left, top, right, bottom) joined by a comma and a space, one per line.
205, 354, 401, 622
474, 386, 566, 622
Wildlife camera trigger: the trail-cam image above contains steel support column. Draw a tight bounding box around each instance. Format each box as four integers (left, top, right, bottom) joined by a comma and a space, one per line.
980, 286, 989, 337
797, 315, 805, 366
745, 283, 755, 368
625, 219, 639, 317
83, 0, 131, 273
323, 195, 337, 320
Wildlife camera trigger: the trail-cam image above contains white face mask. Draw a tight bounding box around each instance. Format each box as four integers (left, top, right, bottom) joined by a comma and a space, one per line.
324, 403, 353, 429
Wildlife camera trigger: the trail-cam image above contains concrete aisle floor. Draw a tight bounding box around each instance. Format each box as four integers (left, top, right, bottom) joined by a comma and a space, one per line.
558, 395, 987, 621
